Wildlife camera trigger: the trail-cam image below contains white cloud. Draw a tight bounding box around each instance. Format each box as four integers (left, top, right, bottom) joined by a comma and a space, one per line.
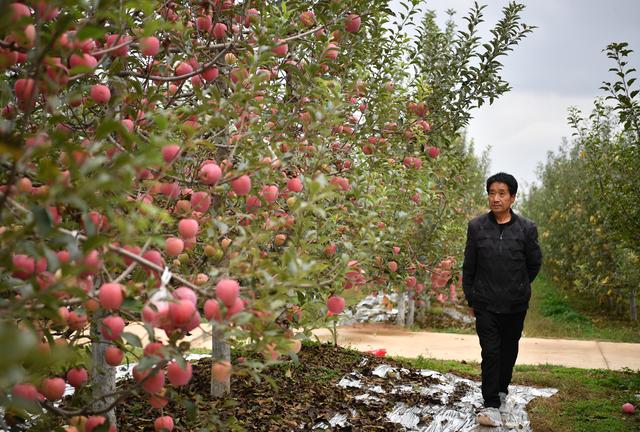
387, 0, 640, 189
466, 91, 594, 190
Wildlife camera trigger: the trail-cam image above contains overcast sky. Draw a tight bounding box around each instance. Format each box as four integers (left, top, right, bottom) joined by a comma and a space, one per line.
391, 0, 640, 190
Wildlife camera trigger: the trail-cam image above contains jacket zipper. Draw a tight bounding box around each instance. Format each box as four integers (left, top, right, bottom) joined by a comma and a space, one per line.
499, 230, 503, 254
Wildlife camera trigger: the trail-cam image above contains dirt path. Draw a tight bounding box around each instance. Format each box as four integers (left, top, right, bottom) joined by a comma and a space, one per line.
125, 322, 640, 370
310, 323, 640, 370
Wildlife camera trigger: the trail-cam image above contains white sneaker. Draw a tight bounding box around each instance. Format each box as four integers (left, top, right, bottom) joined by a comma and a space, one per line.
477, 407, 503, 427
499, 392, 508, 413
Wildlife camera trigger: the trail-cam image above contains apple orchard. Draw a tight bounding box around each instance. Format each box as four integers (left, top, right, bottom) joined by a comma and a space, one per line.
0, 0, 532, 430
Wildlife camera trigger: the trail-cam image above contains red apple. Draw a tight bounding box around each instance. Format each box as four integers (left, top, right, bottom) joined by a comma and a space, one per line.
622, 402, 635, 414
66, 367, 88, 388
216, 279, 240, 307
199, 163, 222, 185
144, 342, 166, 358
105, 34, 130, 56
173, 286, 197, 305
70, 53, 98, 69
204, 299, 221, 321
212, 22, 227, 40
90, 84, 111, 104
272, 40, 288, 57
14, 78, 37, 104
327, 295, 345, 314
149, 394, 168, 409
169, 299, 196, 326
11, 3, 32, 20
260, 185, 279, 203
67, 311, 88, 330
345, 14, 361, 33
167, 361, 192, 386
154, 416, 174, 432
246, 195, 261, 213
140, 36, 160, 56
196, 15, 212, 32
105, 346, 124, 366
300, 11, 316, 27
211, 361, 232, 382
100, 315, 125, 341
190, 191, 211, 212
324, 43, 339, 60
178, 218, 199, 238
98, 283, 124, 311
12, 383, 43, 402
40, 377, 66, 401
82, 250, 102, 275
12, 254, 36, 279
174, 61, 193, 77
0, 47, 19, 71
122, 245, 141, 266
231, 175, 251, 195
165, 237, 184, 257
202, 66, 219, 81
162, 145, 181, 163
225, 297, 245, 319
133, 366, 165, 393
324, 243, 337, 256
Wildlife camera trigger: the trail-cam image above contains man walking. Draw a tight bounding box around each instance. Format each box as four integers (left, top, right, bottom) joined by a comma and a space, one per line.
462, 172, 542, 427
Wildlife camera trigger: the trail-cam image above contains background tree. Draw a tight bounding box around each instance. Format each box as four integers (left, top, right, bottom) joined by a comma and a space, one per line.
522, 43, 639, 321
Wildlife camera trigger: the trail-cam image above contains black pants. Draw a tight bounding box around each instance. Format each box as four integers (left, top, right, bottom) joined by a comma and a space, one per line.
474, 308, 527, 408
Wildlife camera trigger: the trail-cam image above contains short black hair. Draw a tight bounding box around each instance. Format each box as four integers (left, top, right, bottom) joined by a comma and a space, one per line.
486, 172, 518, 195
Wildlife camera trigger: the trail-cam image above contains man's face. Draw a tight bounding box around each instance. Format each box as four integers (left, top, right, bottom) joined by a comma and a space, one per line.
487, 181, 515, 214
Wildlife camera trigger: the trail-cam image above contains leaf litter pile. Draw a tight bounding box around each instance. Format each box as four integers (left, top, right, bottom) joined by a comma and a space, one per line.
109, 343, 555, 431
27, 342, 556, 431
114, 343, 420, 431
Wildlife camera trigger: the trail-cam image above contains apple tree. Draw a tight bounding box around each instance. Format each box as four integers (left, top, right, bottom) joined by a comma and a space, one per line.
0, 0, 532, 430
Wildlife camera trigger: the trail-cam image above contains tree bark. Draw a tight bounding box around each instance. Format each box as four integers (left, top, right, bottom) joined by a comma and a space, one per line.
396, 290, 406, 326
631, 288, 638, 321
211, 328, 230, 398
406, 294, 415, 328
90, 310, 117, 426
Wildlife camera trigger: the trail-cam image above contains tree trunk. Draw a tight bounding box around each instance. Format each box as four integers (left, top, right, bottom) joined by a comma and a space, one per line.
396, 290, 406, 326
90, 311, 117, 426
406, 294, 415, 328
631, 288, 638, 321
424, 293, 431, 311
211, 328, 230, 398
416, 295, 426, 324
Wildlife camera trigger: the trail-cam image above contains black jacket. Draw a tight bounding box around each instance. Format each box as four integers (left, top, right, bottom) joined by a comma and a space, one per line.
462, 210, 542, 313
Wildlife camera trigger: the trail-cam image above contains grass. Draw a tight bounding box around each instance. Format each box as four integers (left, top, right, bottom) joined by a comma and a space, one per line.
397, 355, 640, 432
413, 273, 640, 342
524, 274, 640, 342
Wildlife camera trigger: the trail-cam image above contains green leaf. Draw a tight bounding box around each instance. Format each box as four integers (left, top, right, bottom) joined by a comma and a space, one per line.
95, 119, 124, 140
77, 25, 108, 41
137, 355, 160, 371
32, 205, 53, 236
175, 353, 186, 369
121, 332, 142, 348
181, 397, 198, 421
